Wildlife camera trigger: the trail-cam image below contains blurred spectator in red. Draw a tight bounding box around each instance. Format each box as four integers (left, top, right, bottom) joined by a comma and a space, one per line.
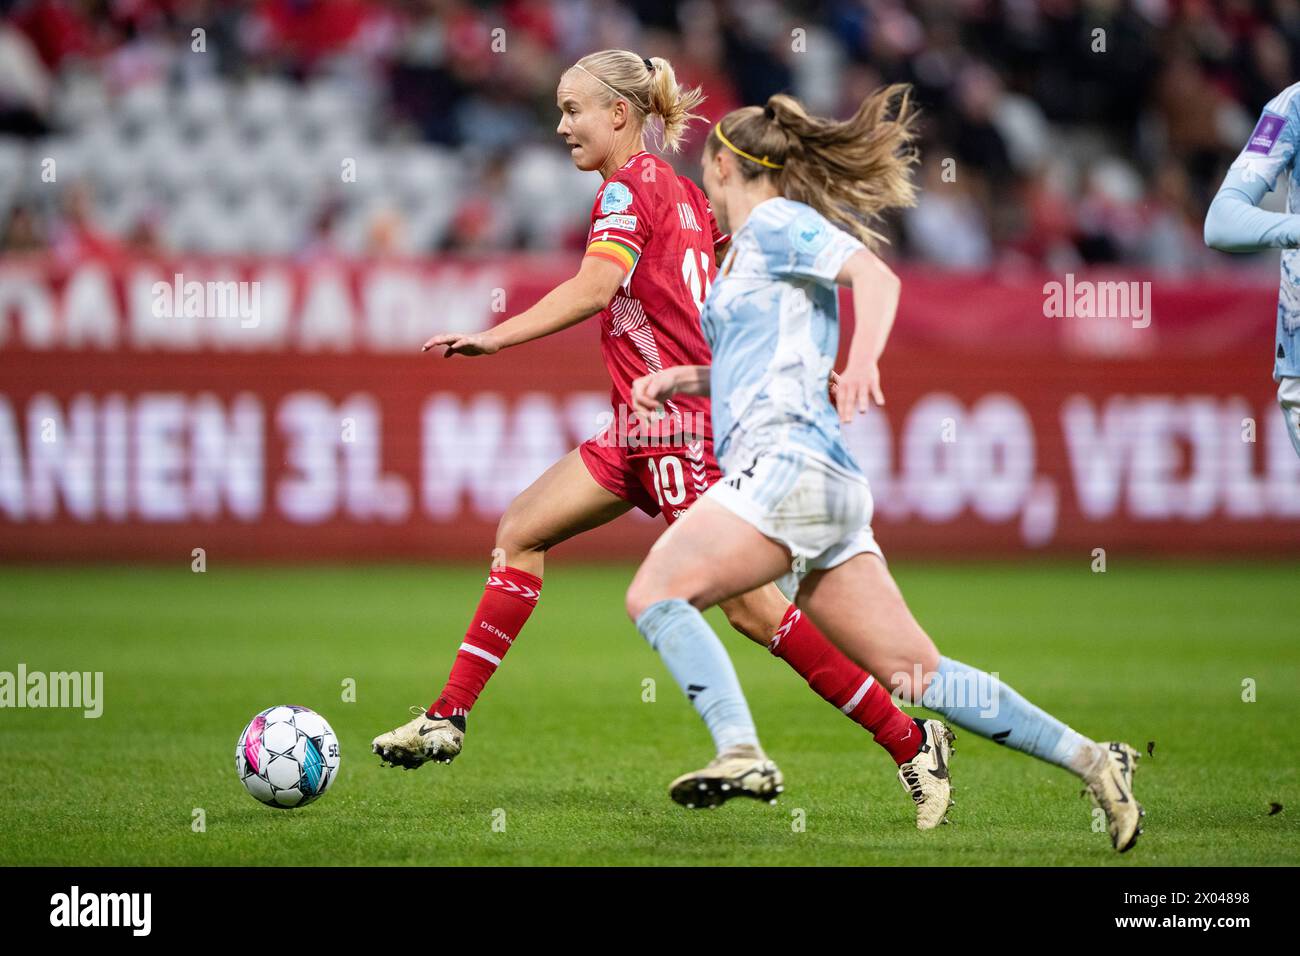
49, 182, 123, 263
10, 0, 97, 70
447, 154, 518, 252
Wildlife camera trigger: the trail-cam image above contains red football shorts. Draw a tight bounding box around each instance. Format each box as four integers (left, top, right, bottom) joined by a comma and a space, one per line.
579, 433, 722, 525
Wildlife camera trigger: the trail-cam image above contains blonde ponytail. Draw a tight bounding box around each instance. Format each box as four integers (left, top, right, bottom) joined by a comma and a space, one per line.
571, 50, 705, 153
645, 56, 705, 152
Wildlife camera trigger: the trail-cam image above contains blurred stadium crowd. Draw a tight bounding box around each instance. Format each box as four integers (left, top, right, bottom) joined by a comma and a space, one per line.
0, 0, 1293, 274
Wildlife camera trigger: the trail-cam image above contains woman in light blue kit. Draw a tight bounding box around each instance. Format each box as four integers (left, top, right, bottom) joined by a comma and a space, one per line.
1205, 81, 1300, 457
626, 86, 1146, 852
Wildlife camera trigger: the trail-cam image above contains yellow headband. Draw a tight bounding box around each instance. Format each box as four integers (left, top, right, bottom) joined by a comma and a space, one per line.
715, 123, 784, 170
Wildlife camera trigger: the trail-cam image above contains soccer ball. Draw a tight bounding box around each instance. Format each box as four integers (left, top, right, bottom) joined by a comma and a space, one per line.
235, 705, 340, 809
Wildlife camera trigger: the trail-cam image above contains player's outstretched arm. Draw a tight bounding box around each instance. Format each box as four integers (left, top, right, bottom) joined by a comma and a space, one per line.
422, 255, 626, 356
833, 249, 900, 422
1204, 167, 1300, 253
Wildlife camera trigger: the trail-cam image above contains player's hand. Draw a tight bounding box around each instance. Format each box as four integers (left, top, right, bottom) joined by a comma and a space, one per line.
421, 330, 500, 357
631, 369, 679, 422
832, 362, 884, 423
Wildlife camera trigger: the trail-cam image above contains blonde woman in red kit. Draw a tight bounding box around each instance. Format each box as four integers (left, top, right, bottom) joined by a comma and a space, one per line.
371, 50, 954, 827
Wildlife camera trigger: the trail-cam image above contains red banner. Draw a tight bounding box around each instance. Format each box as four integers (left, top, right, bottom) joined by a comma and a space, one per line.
1, 254, 1297, 560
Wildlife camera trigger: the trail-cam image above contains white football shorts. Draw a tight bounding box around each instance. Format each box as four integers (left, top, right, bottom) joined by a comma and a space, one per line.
704, 446, 884, 589
1279, 376, 1300, 458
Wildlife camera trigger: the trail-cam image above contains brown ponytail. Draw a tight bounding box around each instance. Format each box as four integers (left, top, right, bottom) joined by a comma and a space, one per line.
709, 85, 921, 247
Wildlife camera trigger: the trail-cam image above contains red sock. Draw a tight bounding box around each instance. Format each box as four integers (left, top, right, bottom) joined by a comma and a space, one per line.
770, 605, 922, 765
428, 567, 542, 718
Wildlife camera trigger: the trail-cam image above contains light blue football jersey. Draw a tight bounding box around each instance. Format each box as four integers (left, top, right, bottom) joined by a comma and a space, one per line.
700, 197, 866, 472
1229, 82, 1300, 379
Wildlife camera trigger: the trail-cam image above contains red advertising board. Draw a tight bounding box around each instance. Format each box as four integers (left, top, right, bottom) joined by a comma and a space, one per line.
1, 253, 1297, 560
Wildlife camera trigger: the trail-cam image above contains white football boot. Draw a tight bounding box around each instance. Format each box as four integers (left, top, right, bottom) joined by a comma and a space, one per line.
897, 719, 956, 830
669, 744, 785, 809
1082, 741, 1144, 852
371, 706, 465, 770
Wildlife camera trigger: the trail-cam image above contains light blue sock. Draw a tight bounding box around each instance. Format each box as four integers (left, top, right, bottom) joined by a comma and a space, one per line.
635, 598, 760, 753
922, 656, 1098, 774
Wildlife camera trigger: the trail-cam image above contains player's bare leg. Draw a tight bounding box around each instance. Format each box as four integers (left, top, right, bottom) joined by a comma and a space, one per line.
627, 498, 795, 807
487, 446, 635, 576
793, 555, 941, 699
374, 449, 632, 770
629, 497, 793, 613
715, 586, 789, 648
796, 555, 1143, 851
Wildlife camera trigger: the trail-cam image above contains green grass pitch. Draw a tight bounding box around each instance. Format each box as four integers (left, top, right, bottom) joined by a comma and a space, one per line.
1, 560, 1297, 866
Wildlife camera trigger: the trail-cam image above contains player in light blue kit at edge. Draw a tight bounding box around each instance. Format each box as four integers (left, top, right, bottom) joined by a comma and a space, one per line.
625, 87, 1147, 852
1205, 83, 1300, 456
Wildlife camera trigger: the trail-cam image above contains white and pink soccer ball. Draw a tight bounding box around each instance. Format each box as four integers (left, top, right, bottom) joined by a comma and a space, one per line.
235, 705, 340, 809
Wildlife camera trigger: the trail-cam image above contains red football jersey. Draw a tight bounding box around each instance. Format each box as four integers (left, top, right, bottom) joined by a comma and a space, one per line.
584, 151, 727, 449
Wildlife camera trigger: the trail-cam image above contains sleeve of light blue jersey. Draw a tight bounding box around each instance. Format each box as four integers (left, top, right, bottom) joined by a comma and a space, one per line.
1203, 168, 1300, 251
1204, 97, 1300, 252
769, 209, 865, 286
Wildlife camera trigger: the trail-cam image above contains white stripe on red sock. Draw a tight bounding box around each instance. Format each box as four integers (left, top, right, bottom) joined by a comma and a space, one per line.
458, 642, 502, 666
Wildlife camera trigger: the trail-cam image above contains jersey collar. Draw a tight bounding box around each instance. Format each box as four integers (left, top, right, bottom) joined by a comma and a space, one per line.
620, 150, 652, 171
